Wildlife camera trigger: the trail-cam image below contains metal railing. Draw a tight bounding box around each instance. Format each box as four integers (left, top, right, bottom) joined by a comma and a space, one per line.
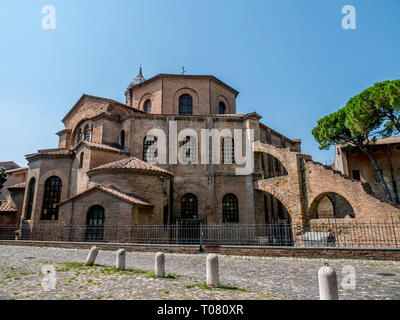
0, 221, 399, 248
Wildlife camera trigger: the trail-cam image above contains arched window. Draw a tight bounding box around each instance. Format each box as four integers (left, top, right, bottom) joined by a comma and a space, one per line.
219, 102, 226, 114
143, 135, 158, 163
144, 99, 152, 113
85, 205, 105, 242
120, 130, 125, 149
222, 137, 235, 164
179, 94, 193, 115
25, 178, 36, 220
79, 152, 84, 169
76, 128, 82, 143
181, 193, 198, 219
181, 136, 197, 164
83, 125, 92, 141
41, 176, 62, 221
222, 194, 239, 223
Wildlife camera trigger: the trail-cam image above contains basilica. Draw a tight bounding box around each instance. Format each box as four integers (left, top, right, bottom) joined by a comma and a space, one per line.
1, 69, 399, 243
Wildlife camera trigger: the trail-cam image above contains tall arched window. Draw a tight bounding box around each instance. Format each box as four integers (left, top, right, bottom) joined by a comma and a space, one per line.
79, 152, 84, 169
144, 99, 152, 113
181, 193, 198, 219
222, 137, 235, 164
41, 176, 62, 221
76, 128, 82, 143
83, 125, 92, 141
25, 178, 36, 220
179, 94, 193, 115
219, 102, 226, 114
181, 136, 197, 164
85, 205, 105, 242
143, 135, 158, 163
120, 130, 126, 149
222, 194, 239, 223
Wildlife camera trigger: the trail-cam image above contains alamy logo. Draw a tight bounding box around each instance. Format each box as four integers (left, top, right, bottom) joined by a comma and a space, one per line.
341, 265, 356, 290
341, 5, 356, 30
143, 122, 254, 176
41, 5, 56, 30
41, 265, 57, 291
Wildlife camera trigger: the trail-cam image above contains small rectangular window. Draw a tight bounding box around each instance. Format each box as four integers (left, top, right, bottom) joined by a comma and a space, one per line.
352, 170, 360, 181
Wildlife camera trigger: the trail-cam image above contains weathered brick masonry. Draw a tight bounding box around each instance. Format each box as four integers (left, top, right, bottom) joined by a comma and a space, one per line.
1, 70, 400, 249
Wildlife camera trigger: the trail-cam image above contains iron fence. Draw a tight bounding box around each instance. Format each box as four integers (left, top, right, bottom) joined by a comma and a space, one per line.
0, 221, 399, 248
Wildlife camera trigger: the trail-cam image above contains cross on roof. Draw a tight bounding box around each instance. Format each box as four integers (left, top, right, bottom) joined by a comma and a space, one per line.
181, 67, 187, 75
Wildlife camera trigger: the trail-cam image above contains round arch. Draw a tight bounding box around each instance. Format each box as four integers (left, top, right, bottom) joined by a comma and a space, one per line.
138, 92, 153, 110
262, 191, 293, 246
180, 193, 198, 220
308, 192, 355, 220
217, 95, 231, 114
70, 118, 93, 146
257, 185, 294, 220
173, 87, 200, 115
255, 143, 293, 176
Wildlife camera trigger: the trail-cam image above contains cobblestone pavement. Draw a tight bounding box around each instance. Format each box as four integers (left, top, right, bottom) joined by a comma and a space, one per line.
0, 245, 399, 300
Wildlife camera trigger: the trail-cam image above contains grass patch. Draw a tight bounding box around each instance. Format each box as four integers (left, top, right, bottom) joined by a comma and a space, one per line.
185, 282, 246, 291
57, 262, 180, 279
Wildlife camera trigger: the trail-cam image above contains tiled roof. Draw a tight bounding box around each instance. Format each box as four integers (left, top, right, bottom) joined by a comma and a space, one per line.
0, 201, 17, 213
5, 167, 28, 174
7, 182, 26, 190
97, 185, 153, 206
58, 185, 153, 207
38, 148, 72, 155
0, 161, 20, 170
75, 141, 129, 154
62, 94, 144, 124
88, 157, 173, 176
26, 148, 74, 159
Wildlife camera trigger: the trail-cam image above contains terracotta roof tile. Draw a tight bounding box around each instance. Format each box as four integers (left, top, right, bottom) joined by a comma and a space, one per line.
0, 201, 17, 213
7, 182, 26, 190
58, 185, 153, 207
0, 161, 20, 170
97, 185, 153, 207
75, 140, 129, 154
26, 148, 74, 159
89, 157, 173, 176
5, 167, 28, 174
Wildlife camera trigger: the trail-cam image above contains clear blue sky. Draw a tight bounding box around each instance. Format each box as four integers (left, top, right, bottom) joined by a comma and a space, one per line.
1, 0, 399, 167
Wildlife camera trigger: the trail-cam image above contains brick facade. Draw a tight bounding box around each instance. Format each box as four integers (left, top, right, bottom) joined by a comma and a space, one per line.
1, 71, 399, 246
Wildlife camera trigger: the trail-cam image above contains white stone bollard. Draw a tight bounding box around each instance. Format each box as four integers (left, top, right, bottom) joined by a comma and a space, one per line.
206, 254, 219, 288
155, 252, 165, 278
116, 249, 126, 270
318, 263, 339, 300
84, 246, 99, 266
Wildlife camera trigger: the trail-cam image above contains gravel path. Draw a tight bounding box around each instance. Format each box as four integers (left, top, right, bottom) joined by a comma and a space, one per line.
0, 245, 399, 300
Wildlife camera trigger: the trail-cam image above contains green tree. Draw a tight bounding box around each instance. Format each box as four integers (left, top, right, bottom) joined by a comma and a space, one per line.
348, 80, 400, 136
0, 166, 6, 193
312, 101, 393, 202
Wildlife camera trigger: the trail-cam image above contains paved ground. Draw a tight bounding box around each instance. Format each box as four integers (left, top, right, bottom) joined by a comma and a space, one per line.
0, 245, 399, 300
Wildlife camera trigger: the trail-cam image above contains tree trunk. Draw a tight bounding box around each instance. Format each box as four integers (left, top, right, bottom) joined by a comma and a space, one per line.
386, 144, 399, 204
359, 145, 393, 202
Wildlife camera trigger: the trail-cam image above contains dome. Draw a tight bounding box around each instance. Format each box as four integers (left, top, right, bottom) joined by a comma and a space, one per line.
127, 67, 146, 89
